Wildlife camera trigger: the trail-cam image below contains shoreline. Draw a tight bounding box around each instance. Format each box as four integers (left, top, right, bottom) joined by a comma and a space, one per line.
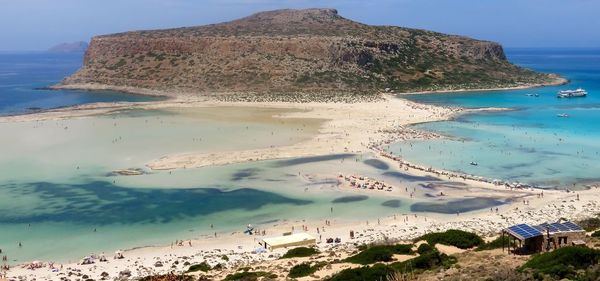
49, 75, 568, 103
6, 185, 598, 280
397, 76, 568, 96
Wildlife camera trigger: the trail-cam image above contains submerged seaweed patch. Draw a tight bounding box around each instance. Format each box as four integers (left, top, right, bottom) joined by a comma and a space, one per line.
381, 200, 402, 208
0, 181, 312, 225
363, 159, 389, 170
410, 198, 505, 214
274, 154, 354, 167
231, 168, 261, 181
331, 195, 369, 204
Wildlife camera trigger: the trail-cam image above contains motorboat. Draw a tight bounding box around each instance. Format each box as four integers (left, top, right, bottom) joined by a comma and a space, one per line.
557, 88, 587, 98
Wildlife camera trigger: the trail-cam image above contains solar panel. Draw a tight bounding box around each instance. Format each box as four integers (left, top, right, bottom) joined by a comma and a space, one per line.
539, 223, 560, 233
535, 222, 584, 233
507, 224, 542, 239
563, 221, 583, 231
556, 223, 571, 231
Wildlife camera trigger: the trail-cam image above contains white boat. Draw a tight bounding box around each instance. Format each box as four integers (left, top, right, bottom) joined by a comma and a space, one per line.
470, 162, 478, 166
557, 113, 569, 118
557, 88, 587, 98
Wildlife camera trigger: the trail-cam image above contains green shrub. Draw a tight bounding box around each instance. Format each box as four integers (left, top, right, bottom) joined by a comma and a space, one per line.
417, 243, 434, 254
415, 229, 483, 249
476, 236, 516, 251
345, 244, 413, 265
281, 247, 319, 259
577, 217, 600, 232
520, 246, 600, 279
325, 264, 396, 281
288, 262, 322, 278
186, 261, 210, 272
390, 247, 457, 273
222, 271, 277, 281
139, 274, 195, 281
592, 230, 600, 238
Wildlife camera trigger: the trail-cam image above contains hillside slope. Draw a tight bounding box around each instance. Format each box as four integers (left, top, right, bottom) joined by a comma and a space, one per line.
60, 8, 560, 101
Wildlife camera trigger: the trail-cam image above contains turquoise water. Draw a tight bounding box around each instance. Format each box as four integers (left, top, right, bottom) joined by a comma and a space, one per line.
0, 107, 428, 264
0, 52, 161, 115
391, 48, 600, 188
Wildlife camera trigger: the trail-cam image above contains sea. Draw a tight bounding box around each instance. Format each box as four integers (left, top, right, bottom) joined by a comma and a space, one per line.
0, 49, 597, 263
0, 52, 160, 116
390, 48, 600, 189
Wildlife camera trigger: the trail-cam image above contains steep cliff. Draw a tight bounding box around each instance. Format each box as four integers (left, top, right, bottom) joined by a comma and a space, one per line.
61, 8, 558, 101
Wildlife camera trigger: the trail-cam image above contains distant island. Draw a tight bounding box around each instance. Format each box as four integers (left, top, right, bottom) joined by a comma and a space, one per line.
48, 41, 88, 53
56, 8, 564, 101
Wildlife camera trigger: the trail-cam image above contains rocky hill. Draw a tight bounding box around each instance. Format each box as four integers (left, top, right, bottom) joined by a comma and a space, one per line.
60, 8, 560, 101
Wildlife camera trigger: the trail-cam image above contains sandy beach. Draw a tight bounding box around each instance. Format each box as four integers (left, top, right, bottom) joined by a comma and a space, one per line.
3, 89, 599, 281
5, 184, 598, 280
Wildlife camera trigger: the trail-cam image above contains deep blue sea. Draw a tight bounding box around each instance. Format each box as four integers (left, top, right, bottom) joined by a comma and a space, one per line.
391, 48, 600, 188
0, 52, 159, 116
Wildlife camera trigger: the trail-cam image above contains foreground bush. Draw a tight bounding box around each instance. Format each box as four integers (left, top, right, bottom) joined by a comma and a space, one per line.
415, 229, 483, 249
576, 217, 600, 232
390, 244, 456, 273
325, 264, 395, 281
280, 246, 319, 259
140, 274, 195, 281
186, 261, 211, 273
328, 244, 456, 280
476, 236, 516, 251
345, 244, 413, 264
520, 246, 600, 279
288, 262, 323, 278
222, 271, 277, 281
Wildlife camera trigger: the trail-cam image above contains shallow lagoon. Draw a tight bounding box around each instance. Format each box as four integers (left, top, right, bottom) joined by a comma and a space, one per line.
0, 107, 447, 263
392, 48, 600, 188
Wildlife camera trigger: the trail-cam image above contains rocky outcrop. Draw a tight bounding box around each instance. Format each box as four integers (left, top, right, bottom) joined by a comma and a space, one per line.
61, 8, 557, 100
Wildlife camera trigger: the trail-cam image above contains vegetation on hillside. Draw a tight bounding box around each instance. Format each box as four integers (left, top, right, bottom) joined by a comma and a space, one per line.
327, 241, 455, 281
415, 229, 484, 249
186, 261, 211, 273
476, 235, 516, 251
520, 246, 600, 280
222, 270, 277, 281
280, 247, 319, 259
577, 216, 600, 232
344, 244, 413, 264
288, 262, 324, 278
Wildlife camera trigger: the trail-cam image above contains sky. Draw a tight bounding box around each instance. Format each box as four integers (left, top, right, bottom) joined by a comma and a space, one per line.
0, 0, 599, 51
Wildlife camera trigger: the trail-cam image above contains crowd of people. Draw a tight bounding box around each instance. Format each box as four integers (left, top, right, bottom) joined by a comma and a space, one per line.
338, 174, 394, 192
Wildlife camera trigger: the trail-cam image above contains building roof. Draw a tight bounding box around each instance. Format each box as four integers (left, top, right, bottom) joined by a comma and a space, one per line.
504, 221, 584, 240
505, 224, 543, 240
534, 221, 584, 234
262, 232, 315, 247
